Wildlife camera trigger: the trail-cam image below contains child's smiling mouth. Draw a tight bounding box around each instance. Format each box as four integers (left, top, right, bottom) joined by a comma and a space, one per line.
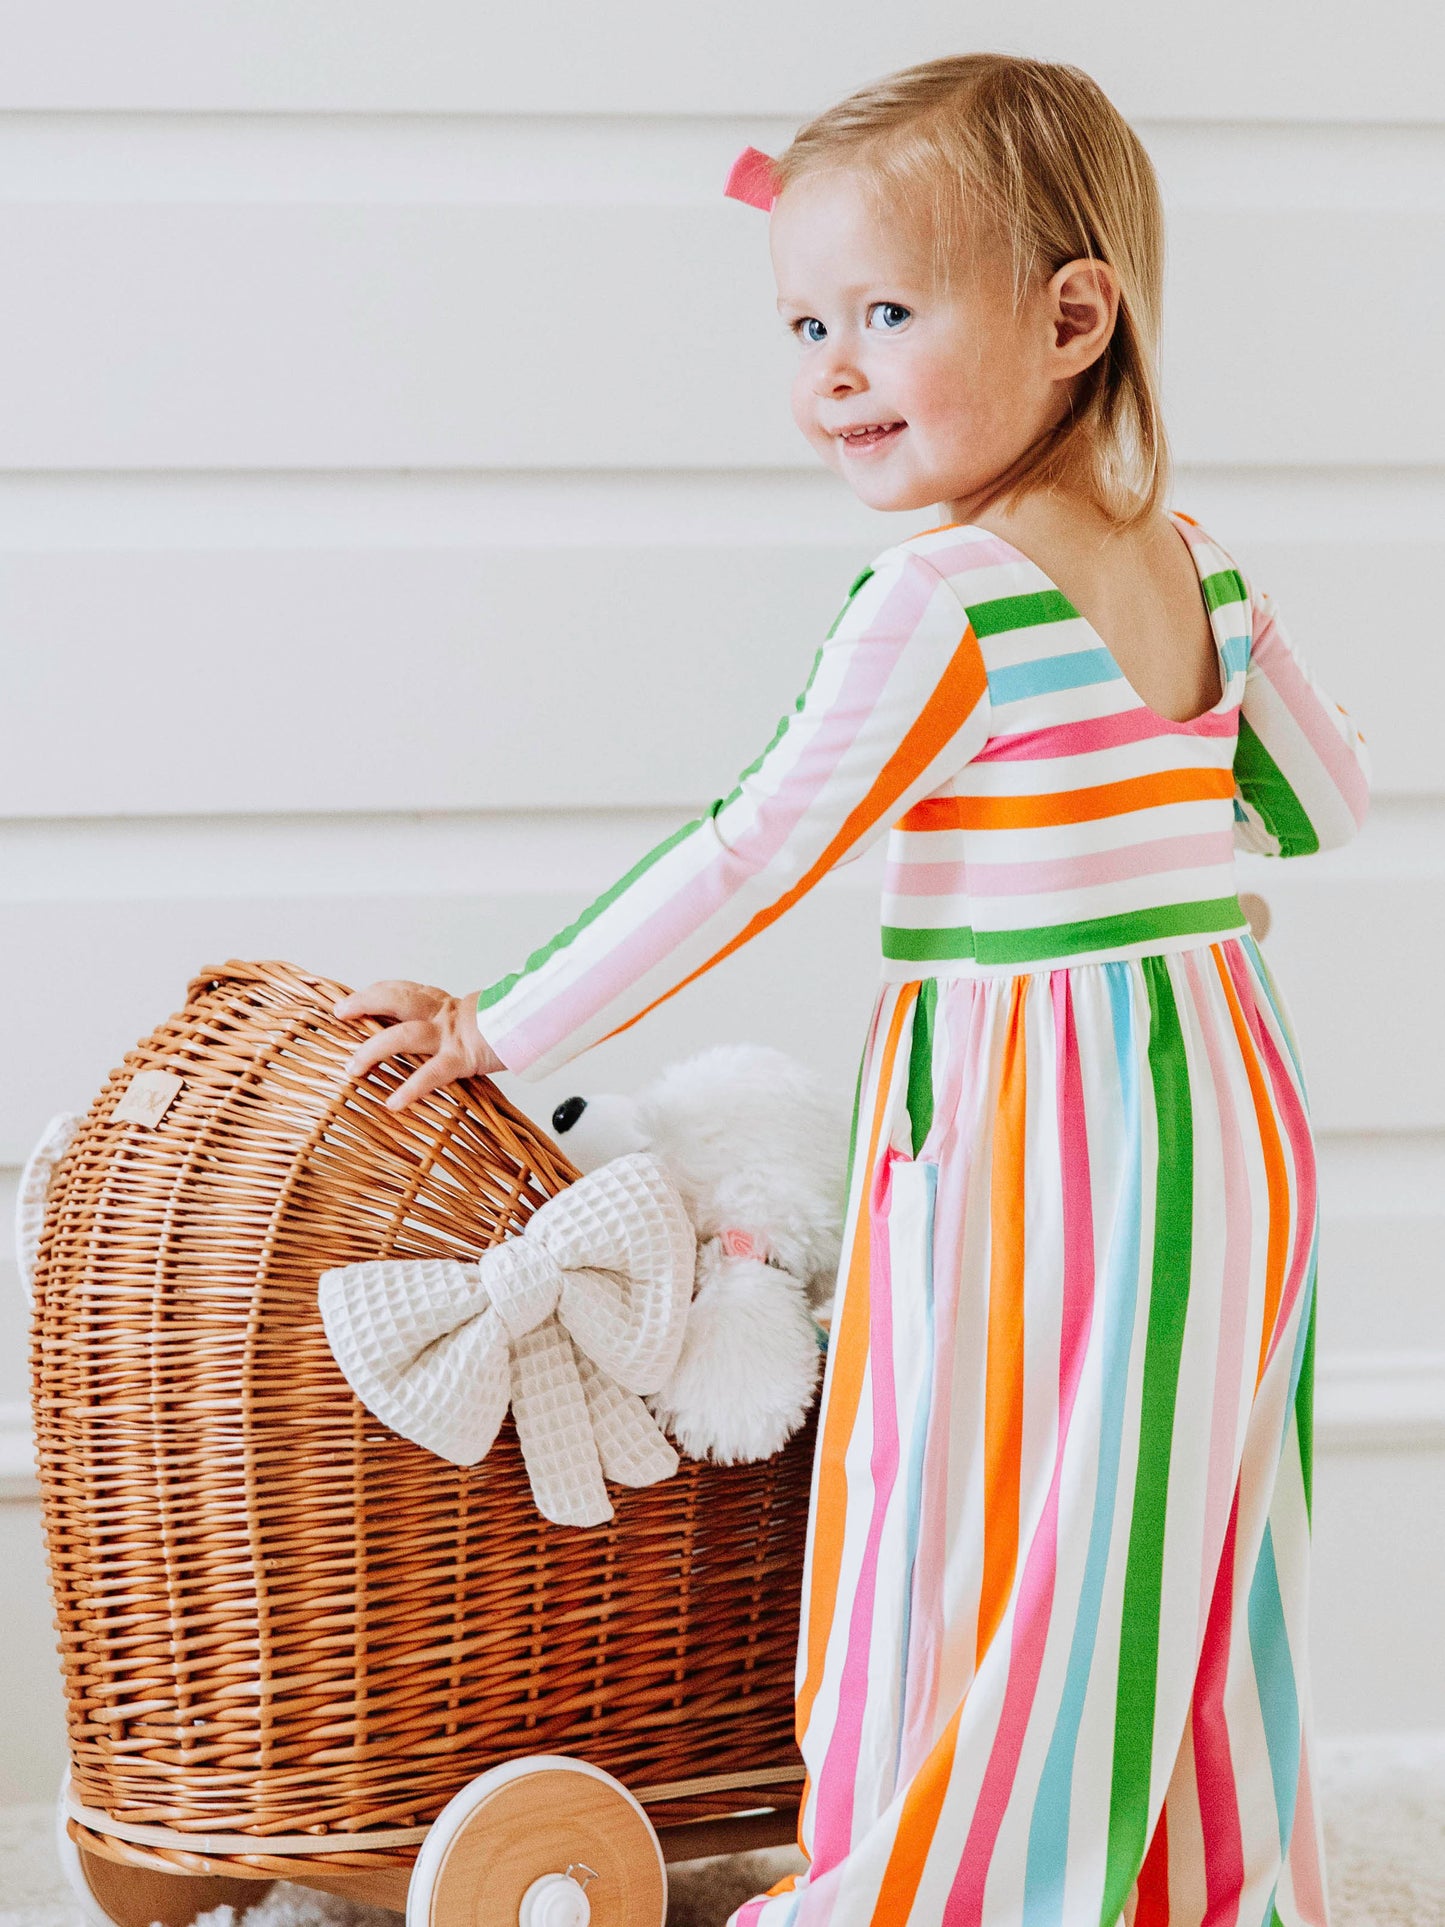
835, 421, 907, 454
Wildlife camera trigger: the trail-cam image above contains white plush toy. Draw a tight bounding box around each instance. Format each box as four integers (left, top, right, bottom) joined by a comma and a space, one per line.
546, 1043, 851, 1466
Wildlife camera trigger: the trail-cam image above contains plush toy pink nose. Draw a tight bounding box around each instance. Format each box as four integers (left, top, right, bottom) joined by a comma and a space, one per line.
718, 1226, 766, 1262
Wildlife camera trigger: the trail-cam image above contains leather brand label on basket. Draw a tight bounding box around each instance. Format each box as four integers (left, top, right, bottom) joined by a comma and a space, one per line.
112, 1070, 184, 1128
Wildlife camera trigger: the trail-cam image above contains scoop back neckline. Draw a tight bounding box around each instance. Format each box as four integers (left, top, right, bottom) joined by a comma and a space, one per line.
911, 508, 1237, 732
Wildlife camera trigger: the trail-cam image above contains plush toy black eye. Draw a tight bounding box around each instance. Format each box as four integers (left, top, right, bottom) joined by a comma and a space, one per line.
551, 1095, 587, 1134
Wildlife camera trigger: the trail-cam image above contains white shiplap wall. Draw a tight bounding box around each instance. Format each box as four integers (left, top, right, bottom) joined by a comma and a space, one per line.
2, 3, 1442, 1806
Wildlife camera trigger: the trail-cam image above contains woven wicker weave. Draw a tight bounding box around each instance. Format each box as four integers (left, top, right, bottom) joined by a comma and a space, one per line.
30, 960, 813, 1880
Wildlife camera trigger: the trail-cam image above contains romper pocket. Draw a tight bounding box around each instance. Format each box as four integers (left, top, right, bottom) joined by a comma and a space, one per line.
878, 1146, 940, 1295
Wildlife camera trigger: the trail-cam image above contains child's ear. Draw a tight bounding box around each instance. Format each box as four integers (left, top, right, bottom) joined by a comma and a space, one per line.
1047, 257, 1119, 374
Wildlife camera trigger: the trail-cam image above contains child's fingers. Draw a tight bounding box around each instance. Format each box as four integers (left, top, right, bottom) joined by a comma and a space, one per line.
344, 1019, 438, 1082
385, 1053, 460, 1114
333, 980, 443, 1023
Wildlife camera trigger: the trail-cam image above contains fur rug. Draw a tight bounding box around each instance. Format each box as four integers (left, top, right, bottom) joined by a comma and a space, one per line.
3, 1736, 1440, 1926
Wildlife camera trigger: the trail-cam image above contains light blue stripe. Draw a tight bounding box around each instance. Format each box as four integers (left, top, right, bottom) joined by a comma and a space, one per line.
1221, 632, 1251, 676
1248, 1524, 1302, 1857
987, 647, 1123, 706
1022, 963, 1142, 1925
893, 1159, 938, 1788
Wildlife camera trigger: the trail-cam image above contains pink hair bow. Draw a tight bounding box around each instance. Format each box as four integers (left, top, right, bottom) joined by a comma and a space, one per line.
724, 145, 780, 212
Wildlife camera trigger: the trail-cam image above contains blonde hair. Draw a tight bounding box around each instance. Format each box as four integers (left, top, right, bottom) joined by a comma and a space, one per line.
772, 53, 1170, 530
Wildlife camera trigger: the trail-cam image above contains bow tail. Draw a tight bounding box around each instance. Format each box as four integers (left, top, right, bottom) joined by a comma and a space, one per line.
509, 1317, 612, 1527
574, 1350, 679, 1489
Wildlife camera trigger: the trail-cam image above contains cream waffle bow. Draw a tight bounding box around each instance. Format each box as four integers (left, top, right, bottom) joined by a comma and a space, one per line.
318, 1152, 696, 1528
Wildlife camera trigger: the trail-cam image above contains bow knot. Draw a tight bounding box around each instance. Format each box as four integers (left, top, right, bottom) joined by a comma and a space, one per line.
319, 1152, 697, 1528
484, 1236, 566, 1339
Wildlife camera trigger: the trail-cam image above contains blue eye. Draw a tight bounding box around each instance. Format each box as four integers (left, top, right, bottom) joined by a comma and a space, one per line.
789, 302, 911, 344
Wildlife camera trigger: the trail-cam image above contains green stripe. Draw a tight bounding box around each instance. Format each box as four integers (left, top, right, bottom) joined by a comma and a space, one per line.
1201, 566, 1248, 613
840, 564, 875, 611
881, 896, 1246, 967
478, 815, 703, 1010
905, 978, 937, 1157
1234, 717, 1319, 856
1103, 953, 1194, 1920
964, 589, 1077, 637
1295, 1285, 1316, 1525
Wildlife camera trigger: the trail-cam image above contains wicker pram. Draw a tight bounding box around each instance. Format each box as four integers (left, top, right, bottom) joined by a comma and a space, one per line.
28, 960, 816, 1925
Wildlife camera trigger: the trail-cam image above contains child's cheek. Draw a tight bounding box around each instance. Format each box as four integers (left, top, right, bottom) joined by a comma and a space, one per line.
791, 374, 835, 462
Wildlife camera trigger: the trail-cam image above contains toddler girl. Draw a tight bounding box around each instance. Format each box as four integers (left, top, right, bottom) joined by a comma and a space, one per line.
338, 53, 1369, 1927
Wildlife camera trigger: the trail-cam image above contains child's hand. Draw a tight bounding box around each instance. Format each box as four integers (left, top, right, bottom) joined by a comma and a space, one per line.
333, 980, 503, 1112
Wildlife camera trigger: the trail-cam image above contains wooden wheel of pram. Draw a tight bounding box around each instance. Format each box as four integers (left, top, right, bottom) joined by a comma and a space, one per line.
406, 1757, 666, 1927
55, 1774, 276, 1926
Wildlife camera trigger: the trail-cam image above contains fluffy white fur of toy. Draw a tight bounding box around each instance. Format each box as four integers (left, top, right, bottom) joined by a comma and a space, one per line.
647, 1238, 821, 1465
547, 1043, 849, 1464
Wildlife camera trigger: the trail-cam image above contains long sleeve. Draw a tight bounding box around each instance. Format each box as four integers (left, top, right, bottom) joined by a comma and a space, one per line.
1231, 582, 1371, 857
477, 544, 993, 1080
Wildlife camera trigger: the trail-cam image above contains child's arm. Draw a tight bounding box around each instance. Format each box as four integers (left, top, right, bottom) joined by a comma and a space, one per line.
1231, 583, 1371, 857
441, 543, 989, 1085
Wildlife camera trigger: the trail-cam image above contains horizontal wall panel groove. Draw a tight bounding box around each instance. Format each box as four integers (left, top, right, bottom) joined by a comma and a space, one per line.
0, 537, 1433, 816
0, 3, 1440, 119
0, 206, 1437, 469
0, 799, 1436, 902
0, 116, 1441, 209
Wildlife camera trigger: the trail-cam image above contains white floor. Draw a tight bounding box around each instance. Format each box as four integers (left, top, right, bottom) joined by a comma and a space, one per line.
3, 1736, 1441, 1927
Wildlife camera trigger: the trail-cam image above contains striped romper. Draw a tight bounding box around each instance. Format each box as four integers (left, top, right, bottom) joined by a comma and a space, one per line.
477, 510, 1371, 1927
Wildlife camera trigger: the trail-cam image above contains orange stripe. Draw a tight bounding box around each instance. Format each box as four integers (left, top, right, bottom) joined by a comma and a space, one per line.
1212, 948, 1289, 1385
592, 632, 988, 1050
900, 765, 1234, 833
869, 979, 1029, 1925
976, 976, 1028, 1665
870, 1697, 967, 1923
795, 986, 917, 1740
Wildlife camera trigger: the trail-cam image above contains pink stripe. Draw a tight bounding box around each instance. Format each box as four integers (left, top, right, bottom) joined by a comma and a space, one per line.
809, 1141, 906, 1874
1251, 606, 1370, 828
1192, 1496, 1247, 1914
974, 705, 1235, 763
1181, 950, 1254, 1643
895, 983, 991, 1783
1288, 1736, 1329, 1926
729, 1902, 772, 1927
490, 557, 945, 1066
886, 831, 1235, 901
921, 533, 1022, 577
945, 974, 1096, 1927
